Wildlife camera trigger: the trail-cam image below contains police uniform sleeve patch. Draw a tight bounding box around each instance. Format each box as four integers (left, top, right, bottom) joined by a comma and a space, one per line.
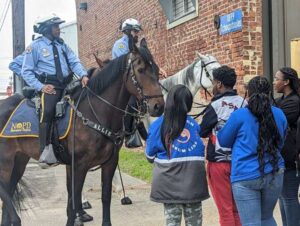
25, 46, 32, 53
118, 43, 125, 49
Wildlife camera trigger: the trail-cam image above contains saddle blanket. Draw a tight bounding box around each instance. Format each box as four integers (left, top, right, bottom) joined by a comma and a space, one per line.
0, 99, 73, 139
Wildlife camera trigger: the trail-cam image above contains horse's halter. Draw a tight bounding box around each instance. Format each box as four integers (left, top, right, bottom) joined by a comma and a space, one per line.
199, 57, 218, 98
125, 53, 163, 114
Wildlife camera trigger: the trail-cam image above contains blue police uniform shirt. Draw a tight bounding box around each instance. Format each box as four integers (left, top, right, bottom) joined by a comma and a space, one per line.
9, 53, 25, 76
22, 36, 87, 91
112, 35, 129, 59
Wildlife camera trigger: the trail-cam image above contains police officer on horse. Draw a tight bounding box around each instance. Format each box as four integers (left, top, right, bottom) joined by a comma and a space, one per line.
112, 18, 166, 147
21, 14, 89, 167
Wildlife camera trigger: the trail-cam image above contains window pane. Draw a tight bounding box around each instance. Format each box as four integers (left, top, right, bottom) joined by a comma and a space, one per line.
172, 0, 196, 20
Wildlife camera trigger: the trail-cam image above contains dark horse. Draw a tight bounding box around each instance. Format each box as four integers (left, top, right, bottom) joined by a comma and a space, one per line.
0, 41, 164, 226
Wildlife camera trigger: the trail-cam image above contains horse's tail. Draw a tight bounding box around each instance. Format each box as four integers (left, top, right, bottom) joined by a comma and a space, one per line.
0, 178, 32, 213
12, 178, 33, 212
0, 180, 21, 215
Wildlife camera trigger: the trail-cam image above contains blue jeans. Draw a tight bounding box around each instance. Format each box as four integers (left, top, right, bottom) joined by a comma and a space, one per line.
232, 171, 284, 226
279, 169, 300, 226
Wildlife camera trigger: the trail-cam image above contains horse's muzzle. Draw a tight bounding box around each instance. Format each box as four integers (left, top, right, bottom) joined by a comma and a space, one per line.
149, 102, 164, 117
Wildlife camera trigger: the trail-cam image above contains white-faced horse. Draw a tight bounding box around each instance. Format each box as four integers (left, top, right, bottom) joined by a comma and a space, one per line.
142, 53, 221, 129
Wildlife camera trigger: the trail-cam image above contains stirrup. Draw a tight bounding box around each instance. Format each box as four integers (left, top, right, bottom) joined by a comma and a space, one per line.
39, 144, 59, 169
38, 162, 59, 169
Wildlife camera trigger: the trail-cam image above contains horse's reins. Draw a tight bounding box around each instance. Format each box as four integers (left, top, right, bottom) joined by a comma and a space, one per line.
199, 59, 217, 99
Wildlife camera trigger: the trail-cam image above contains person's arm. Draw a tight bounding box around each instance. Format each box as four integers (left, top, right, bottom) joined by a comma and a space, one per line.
64, 44, 87, 78
217, 112, 239, 148
9, 54, 24, 76
112, 41, 128, 59
21, 45, 44, 91
297, 116, 300, 159
145, 122, 161, 163
278, 98, 300, 126
64, 44, 88, 86
199, 104, 218, 138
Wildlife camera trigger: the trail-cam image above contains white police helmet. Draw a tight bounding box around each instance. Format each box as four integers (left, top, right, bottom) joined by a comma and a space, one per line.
33, 13, 65, 34
121, 18, 142, 32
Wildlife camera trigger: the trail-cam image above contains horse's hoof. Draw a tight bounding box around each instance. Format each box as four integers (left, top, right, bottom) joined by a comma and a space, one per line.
82, 201, 92, 209
121, 196, 132, 205
74, 216, 84, 226
78, 210, 93, 222
12, 220, 22, 226
102, 222, 112, 226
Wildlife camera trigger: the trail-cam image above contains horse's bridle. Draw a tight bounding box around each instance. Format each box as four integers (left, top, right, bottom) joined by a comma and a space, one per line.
199, 58, 218, 98
125, 53, 163, 114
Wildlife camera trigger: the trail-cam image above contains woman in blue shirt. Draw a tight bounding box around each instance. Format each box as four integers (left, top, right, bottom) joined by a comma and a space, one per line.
146, 85, 209, 226
218, 76, 287, 226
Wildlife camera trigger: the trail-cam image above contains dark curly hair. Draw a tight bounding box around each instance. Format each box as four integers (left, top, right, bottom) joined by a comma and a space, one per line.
161, 85, 193, 157
279, 67, 299, 95
247, 76, 281, 176
212, 65, 237, 88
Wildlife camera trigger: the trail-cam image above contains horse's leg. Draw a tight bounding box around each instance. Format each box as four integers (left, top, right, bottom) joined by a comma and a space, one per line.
0, 145, 20, 226
65, 164, 88, 226
1, 153, 29, 226
101, 155, 118, 226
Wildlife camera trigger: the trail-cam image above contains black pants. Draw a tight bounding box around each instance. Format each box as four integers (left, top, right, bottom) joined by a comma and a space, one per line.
40, 89, 63, 123
124, 96, 138, 133
124, 96, 148, 140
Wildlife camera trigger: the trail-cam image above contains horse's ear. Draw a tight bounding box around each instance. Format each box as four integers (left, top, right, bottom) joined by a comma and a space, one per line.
140, 38, 148, 49
93, 53, 104, 69
196, 52, 206, 59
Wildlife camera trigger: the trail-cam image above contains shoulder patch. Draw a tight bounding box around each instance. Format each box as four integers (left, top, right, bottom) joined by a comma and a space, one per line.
25, 46, 32, 53
118, 43, 125, 49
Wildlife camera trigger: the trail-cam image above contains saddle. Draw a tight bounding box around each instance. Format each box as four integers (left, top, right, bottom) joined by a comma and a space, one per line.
0, 86, 77, 165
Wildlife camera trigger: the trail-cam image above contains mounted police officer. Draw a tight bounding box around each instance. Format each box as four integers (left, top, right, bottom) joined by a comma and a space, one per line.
112, 18, 142, 59
22, 14, 89, 167
112, 18, 166, 148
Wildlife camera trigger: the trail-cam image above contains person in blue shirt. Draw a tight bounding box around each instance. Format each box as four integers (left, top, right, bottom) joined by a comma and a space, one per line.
112, 18, 167, 148
21, 14, 89, 166
112, 18, 142, 59
217, 76, 287, 226
146, 85, 209, 226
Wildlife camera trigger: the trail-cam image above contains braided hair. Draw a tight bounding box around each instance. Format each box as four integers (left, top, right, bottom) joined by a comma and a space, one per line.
279, 67, 299, 95
247, 76, 281, 176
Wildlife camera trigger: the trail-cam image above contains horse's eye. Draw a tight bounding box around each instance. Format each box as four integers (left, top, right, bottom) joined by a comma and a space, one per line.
138, 68, 145, 73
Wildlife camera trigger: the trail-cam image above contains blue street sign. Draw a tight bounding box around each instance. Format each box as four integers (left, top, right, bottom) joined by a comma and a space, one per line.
219, 9, 243, 35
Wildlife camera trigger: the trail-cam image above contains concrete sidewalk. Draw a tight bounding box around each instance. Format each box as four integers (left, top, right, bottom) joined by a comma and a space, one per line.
1, 162, 282, 226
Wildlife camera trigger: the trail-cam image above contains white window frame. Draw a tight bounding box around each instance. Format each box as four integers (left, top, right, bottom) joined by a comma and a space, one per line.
159, 0, 199, 30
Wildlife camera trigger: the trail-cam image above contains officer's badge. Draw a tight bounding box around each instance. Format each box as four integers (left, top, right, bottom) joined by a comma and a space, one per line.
25, 46, 32, 53
42, 48, 50, 57
118, 43, 125, 49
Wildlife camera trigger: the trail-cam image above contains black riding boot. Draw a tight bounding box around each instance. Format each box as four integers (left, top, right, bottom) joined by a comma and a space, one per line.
38, 122, 58, 168
39, 122, 49, 154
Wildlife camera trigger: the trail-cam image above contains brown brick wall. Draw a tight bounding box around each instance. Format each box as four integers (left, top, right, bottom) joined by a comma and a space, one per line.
75, 0, 263, 95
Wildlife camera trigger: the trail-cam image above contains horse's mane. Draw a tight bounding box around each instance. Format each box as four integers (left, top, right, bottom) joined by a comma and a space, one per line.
139, 46, 159, 77
88, 54, 128, 96
0, 94, 24, 130
71, 46, 158, 102
184, 59, 199, 85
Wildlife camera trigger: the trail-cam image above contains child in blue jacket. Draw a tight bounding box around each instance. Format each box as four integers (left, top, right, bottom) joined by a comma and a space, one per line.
146, 85, 209, 226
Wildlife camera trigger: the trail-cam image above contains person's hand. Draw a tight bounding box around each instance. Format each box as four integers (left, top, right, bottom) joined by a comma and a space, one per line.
81, 76, 89, 87
159, 68, 167, 78
41, 84, 56, 94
